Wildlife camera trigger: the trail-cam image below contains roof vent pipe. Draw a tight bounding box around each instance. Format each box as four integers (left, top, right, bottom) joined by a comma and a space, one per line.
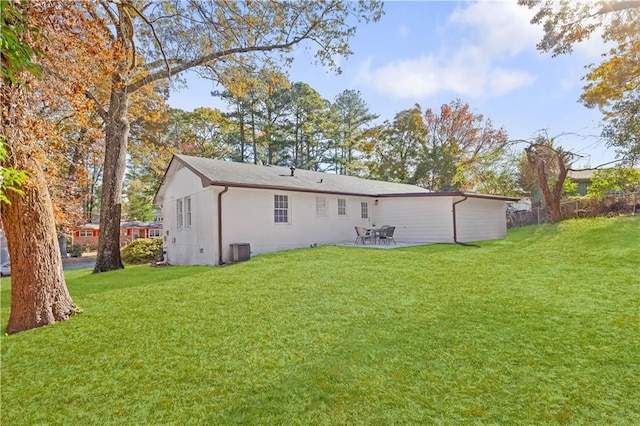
290, 166, 295, 177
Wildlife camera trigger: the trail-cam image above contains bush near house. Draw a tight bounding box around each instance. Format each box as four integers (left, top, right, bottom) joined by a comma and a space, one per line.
120, 237, 163, 264
69, 244, 83, 258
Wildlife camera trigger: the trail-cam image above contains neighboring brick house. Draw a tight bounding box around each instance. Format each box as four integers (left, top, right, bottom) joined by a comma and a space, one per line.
73, 223, 101, 248
72, 221, 163, 248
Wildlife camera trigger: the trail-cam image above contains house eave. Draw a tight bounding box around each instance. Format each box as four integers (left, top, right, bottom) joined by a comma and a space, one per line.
378, 191, 520, 202
154, 154, 519, 202
205, 181, 389, 198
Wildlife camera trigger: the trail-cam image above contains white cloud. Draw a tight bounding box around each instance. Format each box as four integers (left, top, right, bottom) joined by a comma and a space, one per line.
363, 52, 535, 99
369, 55, 441, 98
487, 68, 537, 97
357, 1, 542, 100
448, 0, 542, 58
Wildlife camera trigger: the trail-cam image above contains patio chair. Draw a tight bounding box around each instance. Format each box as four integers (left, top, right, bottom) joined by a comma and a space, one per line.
378, 226, 396, 245
354, 226, 373, 245
374, 225, 389, 244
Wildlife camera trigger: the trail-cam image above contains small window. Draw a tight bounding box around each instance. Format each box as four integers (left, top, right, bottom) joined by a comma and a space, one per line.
338, 198, 347, 216
149, 229, 162, 237
79, 230, 92, 237
185, 196, 192, 228
176, 198, 184, 229
274, 194, 289, 224
361, 202, 369, 219
316, 197, 326, 218
120, 230, 127, 237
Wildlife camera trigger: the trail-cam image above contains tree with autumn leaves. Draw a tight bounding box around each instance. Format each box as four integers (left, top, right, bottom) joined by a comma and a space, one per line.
515, 1, 640, 220
1, 0, 383, 333
519, 0, 640, 164
367, 100, 508, 192
1, 1, 113, 333
84, 0, 383, 272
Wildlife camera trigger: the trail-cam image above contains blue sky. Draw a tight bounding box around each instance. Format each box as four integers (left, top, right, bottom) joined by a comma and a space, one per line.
168, 0, 616, 168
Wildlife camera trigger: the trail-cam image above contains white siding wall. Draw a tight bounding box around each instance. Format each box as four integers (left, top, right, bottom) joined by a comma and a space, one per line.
161, 167, 216, 265
160, 167, 509, 265
218, 187, 376, 263
455, 197, 507, 242
373, 196, 454, 243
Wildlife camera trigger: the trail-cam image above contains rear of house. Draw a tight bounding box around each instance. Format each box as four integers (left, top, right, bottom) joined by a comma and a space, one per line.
154, 155, 517, 266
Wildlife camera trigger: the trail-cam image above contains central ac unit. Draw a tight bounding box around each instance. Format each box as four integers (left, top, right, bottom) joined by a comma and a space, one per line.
230, 243, 251, 262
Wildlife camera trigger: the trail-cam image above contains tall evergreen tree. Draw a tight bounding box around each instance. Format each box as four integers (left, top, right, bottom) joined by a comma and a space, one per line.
331, 90, 378, 175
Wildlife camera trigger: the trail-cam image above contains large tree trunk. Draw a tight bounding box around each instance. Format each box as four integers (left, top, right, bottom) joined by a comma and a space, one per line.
526, 145, 569, 222
94, 81, 129, 273
3, 149, 77, 334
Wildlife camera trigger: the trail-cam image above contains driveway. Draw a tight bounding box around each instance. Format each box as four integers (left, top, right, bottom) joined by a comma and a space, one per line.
63, 255, 96, 271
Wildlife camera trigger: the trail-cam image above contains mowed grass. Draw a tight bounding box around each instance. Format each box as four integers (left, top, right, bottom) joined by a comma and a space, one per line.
1, 216, 639, 424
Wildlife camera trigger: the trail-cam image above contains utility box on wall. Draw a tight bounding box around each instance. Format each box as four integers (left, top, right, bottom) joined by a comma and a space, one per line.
230, 243, 251, 262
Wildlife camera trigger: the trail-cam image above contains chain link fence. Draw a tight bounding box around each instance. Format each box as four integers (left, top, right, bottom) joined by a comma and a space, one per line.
507, 192, 640, 228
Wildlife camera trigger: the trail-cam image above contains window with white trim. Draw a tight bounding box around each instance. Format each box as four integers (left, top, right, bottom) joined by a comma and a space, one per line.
149, 229, 162, 237
338, 198, 347, 216
79, 230, 92, 237
185, 196, 192, 228
176, 198, 184, 229
274, 194, 289, 224
315, 197, 327, 218
361, 202, 369, 219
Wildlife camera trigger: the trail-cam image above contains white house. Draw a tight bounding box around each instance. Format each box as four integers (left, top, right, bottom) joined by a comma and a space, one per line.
153, 155, 518, 265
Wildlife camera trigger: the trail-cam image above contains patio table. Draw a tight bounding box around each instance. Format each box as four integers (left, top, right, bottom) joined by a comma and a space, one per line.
367, 228, 382, 244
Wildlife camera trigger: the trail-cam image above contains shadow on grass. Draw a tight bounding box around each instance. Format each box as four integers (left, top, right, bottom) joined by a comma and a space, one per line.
65, 264, 216, 297
0, 264, 215, 313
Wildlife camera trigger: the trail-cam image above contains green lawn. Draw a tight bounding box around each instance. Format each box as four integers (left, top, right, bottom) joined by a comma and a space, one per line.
1, 216, 639, 424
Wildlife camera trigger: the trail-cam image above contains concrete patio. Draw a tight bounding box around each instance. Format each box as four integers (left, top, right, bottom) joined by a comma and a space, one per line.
335, 241, 434, 249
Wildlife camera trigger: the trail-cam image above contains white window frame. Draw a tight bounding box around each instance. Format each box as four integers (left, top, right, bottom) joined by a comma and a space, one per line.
79, 230, 92, 237
176, 198, 184, 229
315, 197, 327, 218
361, 202, 369, 219
185, 196, 192, 228
338, 198, 347, 216
149, 229, 162, 237
274, 194, 289, 224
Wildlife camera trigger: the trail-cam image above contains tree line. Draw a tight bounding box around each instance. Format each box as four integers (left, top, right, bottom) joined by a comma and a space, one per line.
122, 84, 512, 223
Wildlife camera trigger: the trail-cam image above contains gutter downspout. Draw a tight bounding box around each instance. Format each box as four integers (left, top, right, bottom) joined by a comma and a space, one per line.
217, 186, 229, 265
452, 195, 479, 247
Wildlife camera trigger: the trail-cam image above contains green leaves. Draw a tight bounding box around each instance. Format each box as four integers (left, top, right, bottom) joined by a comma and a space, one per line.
0, 0, 46, 87
586, 167, 640, 197
0, 139, 28, 205
120, 238, 163, 265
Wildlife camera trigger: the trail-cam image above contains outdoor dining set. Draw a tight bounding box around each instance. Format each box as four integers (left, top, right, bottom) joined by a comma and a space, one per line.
354, 225, 397, 245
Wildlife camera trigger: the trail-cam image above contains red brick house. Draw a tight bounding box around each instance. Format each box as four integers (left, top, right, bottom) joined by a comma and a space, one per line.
72, 221, 163, 248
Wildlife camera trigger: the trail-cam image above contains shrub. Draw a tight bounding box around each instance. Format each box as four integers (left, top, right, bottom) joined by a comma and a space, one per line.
69, 244, 83, 258
587, 168, 640, 197
121, 238, 163, 265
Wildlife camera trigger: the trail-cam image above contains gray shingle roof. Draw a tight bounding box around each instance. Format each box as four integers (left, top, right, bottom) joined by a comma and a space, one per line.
174, 154, 430, 196
567, 169, 598, 181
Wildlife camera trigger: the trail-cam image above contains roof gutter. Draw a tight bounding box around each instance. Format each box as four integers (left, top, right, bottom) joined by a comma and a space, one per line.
217, 186, 229, 265
452, 195, 479, 247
